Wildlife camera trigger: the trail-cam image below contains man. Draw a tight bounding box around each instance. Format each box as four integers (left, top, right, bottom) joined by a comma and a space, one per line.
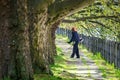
68, 27, 82, 58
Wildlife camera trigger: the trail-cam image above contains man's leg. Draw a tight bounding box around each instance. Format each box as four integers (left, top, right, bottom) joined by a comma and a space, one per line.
75, 42, 80, 58
70, 53, 75, 58
76, 47, 80, 58
70, 44, 76, 58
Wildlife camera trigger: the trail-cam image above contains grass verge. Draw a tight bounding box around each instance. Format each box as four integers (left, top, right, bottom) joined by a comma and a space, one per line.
79, 45, 120, 80
34, 46, 78, 80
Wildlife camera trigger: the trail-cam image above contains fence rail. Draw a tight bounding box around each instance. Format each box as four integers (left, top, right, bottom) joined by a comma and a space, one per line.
56, 28, 120, 68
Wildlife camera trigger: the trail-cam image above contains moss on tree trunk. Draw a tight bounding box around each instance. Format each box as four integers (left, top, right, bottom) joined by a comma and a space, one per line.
0, 0, 33, 80
0, 0, 94, 79
9, 0, 33, 80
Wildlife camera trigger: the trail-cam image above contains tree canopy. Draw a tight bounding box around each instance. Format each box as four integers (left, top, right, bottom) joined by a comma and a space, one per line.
61, 0, 120, 42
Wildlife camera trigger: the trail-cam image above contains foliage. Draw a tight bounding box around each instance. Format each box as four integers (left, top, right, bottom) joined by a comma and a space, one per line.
60, 0, 120, 42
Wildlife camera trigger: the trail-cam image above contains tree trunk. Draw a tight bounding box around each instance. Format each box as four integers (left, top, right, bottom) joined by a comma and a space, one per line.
0, 0, 11, 79
0, 0, 94, 79
10, 0, 33, 79
0, 0, 33, 80
47, 21, 60, 64
28, 7, 52, 74
28, 0, 95, 75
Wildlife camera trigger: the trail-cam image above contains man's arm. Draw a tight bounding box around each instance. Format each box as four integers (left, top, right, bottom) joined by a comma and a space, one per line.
68, 32, 74, 43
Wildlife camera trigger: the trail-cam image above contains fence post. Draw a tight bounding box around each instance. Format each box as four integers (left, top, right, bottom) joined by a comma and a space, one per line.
114, 42, 118, 67
117, 43, 120, 68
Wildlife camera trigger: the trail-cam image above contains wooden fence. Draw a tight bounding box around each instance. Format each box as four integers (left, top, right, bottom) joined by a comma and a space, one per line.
56, 28, 120, 69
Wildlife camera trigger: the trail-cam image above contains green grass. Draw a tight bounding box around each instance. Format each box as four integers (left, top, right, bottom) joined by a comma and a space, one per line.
3, 76, 11, 80
34, 47, 64, 80
79, 45, 120, 80
34, 46, 79, 80
34, 35, 78, 80
35, 35, 120, 80
56, 34, 69, 42
50, 47, 79, 80
34, 74, 61, 80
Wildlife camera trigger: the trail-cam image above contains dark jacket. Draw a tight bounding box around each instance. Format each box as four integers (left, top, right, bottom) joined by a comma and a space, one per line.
69, 31, 80, 43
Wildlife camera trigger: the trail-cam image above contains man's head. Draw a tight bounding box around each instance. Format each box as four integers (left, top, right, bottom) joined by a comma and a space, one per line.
72, 27, 77, 31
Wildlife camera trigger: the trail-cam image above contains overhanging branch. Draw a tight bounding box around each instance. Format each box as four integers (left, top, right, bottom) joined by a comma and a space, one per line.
88, 20, 114, 32
81, 25, 94, 36
48, 0, 95, 24
62, 15, 118, 23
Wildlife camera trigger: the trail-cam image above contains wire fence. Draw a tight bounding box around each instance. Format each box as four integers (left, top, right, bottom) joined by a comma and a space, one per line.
56, 28, 120, 69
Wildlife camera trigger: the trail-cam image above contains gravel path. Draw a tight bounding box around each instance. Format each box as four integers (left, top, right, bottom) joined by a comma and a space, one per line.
56, 38, 104, 80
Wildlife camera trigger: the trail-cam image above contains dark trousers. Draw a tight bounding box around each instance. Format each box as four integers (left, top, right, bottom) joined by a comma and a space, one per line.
70, 41, 80, 58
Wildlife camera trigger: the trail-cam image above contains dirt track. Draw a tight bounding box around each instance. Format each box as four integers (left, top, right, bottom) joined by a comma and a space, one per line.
56, 38, 103, 80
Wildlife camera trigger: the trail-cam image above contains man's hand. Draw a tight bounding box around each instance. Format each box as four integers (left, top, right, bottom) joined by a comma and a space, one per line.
67, 42, 70, 44
79, 38, 82, 41
80, 38, 83, 42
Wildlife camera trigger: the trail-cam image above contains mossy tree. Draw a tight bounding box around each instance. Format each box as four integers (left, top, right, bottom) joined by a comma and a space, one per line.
0, 0, 94, 79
